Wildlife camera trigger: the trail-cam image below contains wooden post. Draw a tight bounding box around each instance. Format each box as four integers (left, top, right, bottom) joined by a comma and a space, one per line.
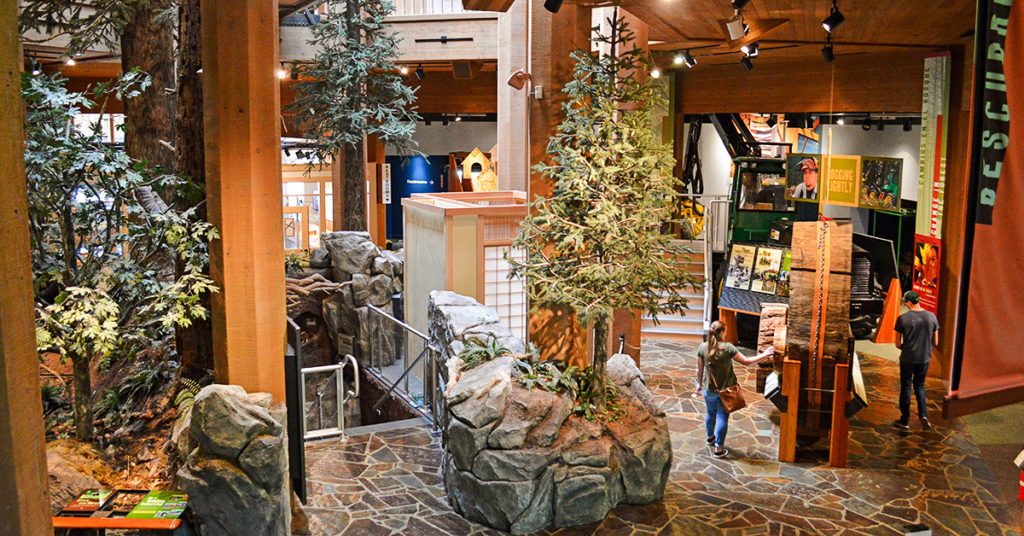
201, 0, 286, 401
0, 2, 53, 532
829, 362, 851, 468
779, 359, 801, 463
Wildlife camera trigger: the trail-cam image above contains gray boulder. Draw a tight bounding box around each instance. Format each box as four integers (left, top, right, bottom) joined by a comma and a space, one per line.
612, 422, 672, 504
472, 448, 559, 481
553, 471, 610, 528
448, 462, 534, 531
352, 273, 393, 307
607, 353, 645, 385
238, 435, 286, 492
177, 455, 278, 536
447, 356, 512, 428
322, 231, 377, 280
191, 385, 281, 459
308, 248, 330, 269
447, 419, 494, 471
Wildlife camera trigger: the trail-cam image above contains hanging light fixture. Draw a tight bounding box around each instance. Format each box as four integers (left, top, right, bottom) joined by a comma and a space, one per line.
731, 0, 751, 9
741, 41, 759, 57
822, 0, 845, 33
400, 65, 409, 75
65, 58, 76, 66
682, 50, 697, 68
276, 66, 287, 79
766, 114, 777, 127
415, 64, 426, 80
543, 0, 565, 13
673, 53, 684, 65
862, 117, 872, 131
836, 115, 845, 125
740, 56, 754, 71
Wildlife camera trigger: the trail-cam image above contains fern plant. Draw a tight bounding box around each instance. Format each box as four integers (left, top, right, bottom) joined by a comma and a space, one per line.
174, 377, 205, 425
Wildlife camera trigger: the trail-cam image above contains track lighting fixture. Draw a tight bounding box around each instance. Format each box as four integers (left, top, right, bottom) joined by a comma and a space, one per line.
455, 115, 462, 122
836, 116, 845, 126
731, 0, 751, 9
862, 118, 872, 131
766, 114, 777, 127
903, 119, 912, 132
32, 68, 41, 76
65, 58, 76, 66
877, 121, 885, 131
415, 65, 425, 80
543, 0, 565, 14
284, 148, 292, 157
442, 116, 449, 126
291, 69, 299, 80
673, 53, 684, 65
650, 67, 662, 79
741, 41, 759, 57
822, 0, 845, 33
277, 66, 287, 79
400, 65, 409, 75
740, 56, 754, 71
822, 43, 835, 63
682, 50, 697, 68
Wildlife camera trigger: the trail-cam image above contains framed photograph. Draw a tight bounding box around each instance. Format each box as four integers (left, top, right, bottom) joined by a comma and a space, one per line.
859, 156, 902, 211
786, 153, 821, 202
750, 247, 783, 294
725, 244, 758, 290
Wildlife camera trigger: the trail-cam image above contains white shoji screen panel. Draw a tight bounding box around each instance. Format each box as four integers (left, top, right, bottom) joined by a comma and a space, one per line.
484, 246, 527, 342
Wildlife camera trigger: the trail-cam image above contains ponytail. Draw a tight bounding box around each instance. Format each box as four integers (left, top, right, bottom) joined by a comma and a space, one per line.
707, 320, 727, 359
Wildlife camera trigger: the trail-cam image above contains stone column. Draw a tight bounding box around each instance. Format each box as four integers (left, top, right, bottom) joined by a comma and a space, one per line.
0, 1, 53, 533
201, 1, 287, 400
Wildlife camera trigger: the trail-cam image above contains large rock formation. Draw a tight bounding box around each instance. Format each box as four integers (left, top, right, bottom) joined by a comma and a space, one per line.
320, 231, 404, 366
431, 292, 672, 535
176, 385, 290, 536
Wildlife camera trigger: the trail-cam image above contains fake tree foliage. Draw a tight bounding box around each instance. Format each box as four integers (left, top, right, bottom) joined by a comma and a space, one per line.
25, 72, 218, 441
509, 17, 700, 413
290, 0, 420, 232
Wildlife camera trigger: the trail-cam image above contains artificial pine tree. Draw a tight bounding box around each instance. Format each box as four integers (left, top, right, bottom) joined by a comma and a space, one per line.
291, 0, 421, 231
510, 16, 700, 413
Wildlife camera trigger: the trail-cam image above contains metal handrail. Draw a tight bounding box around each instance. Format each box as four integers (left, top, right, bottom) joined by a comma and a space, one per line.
301, 354, 359, 440
370, 346, 429, 413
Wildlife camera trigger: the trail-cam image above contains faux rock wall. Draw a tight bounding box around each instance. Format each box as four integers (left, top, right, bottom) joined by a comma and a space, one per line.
318, 231, 403, 365
175, 385, 290, 536
430, 291, 672, 535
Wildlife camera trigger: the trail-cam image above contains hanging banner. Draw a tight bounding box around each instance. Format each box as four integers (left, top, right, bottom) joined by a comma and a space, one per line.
822, 155, 861, 207
911, 234, 941, 314
952, 0, 1024, 413
916, 52, 952, 238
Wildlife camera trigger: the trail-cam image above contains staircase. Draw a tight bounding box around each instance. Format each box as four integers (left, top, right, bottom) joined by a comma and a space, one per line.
641, 241, 708, 344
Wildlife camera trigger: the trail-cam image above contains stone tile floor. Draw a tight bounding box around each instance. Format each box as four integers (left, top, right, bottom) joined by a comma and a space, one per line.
296, 340, 1022, 536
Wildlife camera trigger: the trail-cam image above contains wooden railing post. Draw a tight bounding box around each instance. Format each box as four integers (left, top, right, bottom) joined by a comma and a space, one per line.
829, 362, 851, 468
779, 359, 801, 463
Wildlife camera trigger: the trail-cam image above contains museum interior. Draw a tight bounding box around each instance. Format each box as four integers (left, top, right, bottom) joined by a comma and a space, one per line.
3, 0, 1024, 535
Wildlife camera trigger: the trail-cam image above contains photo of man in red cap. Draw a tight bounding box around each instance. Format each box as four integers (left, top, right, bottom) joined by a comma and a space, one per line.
791, 157, 819, 199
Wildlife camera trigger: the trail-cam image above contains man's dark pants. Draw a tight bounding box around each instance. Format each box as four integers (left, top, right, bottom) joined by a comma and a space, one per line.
898, 360, 930, 424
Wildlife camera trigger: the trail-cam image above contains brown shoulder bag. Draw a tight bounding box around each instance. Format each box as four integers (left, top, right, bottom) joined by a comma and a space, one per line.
708, 358, 746, 413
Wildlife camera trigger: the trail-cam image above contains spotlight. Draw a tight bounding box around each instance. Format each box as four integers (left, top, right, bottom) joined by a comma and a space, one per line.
822, 1, 845, 33
673, 53, 684, 65
767, 114, 777, 128
454, 115, 462, 122
822, 44, 835, 63
903, 119, 913, 132
277, 67, 287, 79
284, 148, 292, 157
425, 118, 432, 126
31, 68, 41, 76
862, 118, 872, 131
442, 116, 450, 126
731, 0, 751, 9
741, 41, 759, 57
877, 121, 885, 131
65, 58, 76, 66
650, 67, 662, 79
836, 116, 845, 126
291, 68, 299, 80
740, 56, 754, 71
415, 65, 425, 80
726, 17, 746, 40
543, 0, 564, 13
744, 22, 750, 35
682, 51, 697, 68
400, 65, 409, 75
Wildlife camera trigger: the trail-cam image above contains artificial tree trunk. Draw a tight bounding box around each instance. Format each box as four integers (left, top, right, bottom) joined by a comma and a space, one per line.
342, 139, 368, 231
71, 353, 94, 440
121, 0, 176, 172
592, 315, 609, 413
173, 0, 214, 375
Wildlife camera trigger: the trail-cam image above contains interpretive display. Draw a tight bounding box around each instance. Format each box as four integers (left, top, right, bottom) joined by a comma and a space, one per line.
750, 247, 783, 294
786, 154, 820, 201
912, 234, 941, 314
776, 250, 793, 298
859, 157, 902, 211
726, 244, 757, 289
822, 155, 861, 207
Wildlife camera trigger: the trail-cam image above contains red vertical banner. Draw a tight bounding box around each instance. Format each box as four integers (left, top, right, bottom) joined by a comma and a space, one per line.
912, 234, 941, 315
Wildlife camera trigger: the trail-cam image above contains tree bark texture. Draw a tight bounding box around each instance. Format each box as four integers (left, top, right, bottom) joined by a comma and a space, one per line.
72, 354, 94, 440
121, 0, 176, 172
343, 138, 368, 231
592, 316, 608, 413
174, 0, 214, 375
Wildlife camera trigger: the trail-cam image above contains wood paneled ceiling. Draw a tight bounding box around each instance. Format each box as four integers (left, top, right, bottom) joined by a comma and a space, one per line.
619, 0, 976, 67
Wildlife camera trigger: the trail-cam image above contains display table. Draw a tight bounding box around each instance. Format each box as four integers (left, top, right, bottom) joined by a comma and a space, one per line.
53, 489, 187, 535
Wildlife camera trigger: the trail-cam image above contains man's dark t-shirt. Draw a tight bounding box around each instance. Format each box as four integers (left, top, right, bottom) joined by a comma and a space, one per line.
894, 310, 940, 364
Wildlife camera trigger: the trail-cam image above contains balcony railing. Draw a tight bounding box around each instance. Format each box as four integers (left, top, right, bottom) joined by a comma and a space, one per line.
392, 0, 466, 17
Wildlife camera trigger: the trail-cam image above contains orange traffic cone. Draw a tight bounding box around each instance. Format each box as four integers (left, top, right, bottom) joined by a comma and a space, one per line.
874, 278, 902, 344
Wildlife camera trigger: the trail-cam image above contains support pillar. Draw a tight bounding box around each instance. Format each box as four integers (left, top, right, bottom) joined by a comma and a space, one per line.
497, 0, 529, 191
828, 362, 851, 468
0, 1, 53, 532
779, 359, 801, 463
201, 1, 286, 400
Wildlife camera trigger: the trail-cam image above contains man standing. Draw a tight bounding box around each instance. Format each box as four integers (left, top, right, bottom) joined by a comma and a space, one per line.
893, 291, 940, 430
792, 157, 818, 199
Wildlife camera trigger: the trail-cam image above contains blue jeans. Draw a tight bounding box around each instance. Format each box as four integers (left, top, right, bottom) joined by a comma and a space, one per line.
703, 390, 729, 447
899, 361, 930, 424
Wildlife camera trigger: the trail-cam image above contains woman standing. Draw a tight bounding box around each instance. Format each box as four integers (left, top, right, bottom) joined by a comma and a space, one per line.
694, 320, 774, 458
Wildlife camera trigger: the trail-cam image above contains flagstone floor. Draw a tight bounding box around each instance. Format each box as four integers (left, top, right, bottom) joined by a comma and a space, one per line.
295, 340, 1021, 536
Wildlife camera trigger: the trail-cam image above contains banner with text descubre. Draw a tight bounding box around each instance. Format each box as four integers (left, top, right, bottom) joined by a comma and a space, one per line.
957, 0, 1024, 404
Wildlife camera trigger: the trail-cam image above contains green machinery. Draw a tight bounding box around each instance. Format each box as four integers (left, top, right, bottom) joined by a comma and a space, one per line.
728, 157, 803, 243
